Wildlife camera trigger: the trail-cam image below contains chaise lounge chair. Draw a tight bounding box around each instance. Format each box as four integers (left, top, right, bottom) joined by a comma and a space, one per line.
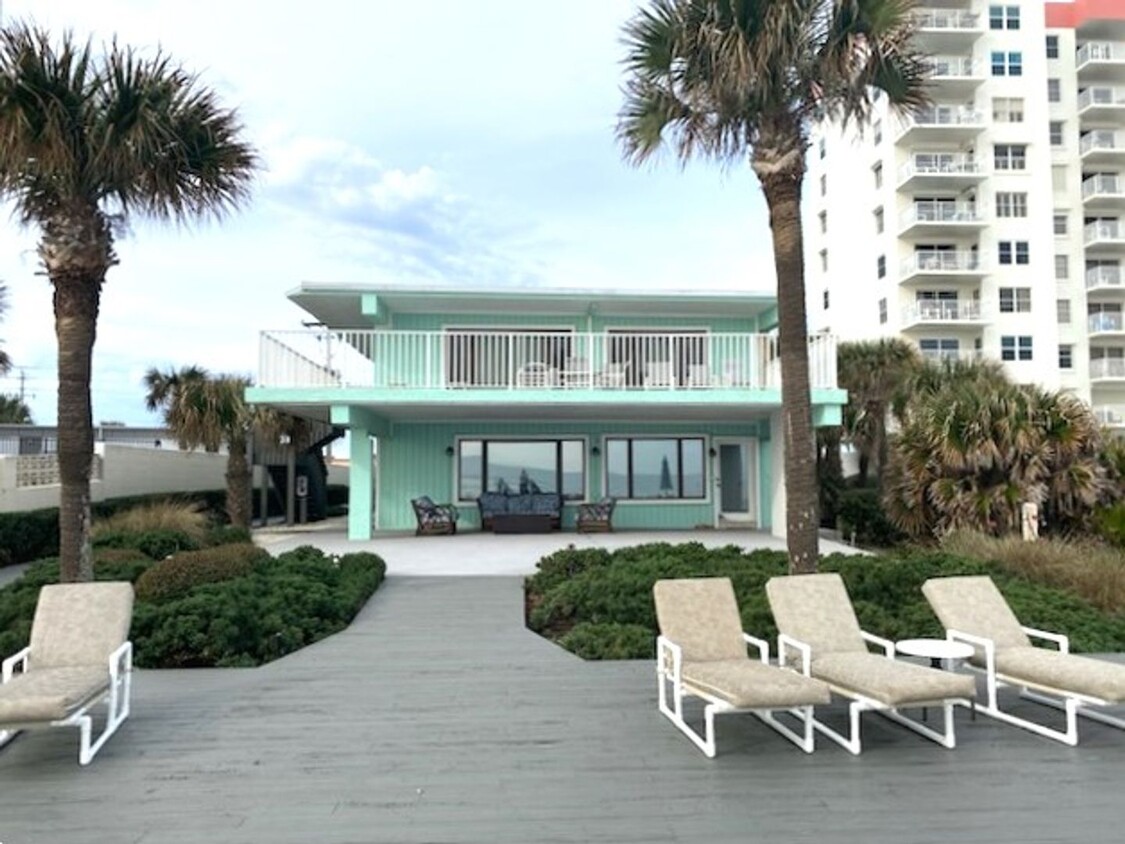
923, 575, 1125, 746
766, 573, 976, 754
0, 582, 135, 765
653, 577, 831, 757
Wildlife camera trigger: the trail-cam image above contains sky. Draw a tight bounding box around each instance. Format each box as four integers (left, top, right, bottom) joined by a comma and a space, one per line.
0, 0, 776, 426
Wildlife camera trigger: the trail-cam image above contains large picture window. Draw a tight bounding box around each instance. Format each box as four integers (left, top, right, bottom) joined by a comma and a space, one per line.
606, 437, 705, 500
458, 439, 584, 501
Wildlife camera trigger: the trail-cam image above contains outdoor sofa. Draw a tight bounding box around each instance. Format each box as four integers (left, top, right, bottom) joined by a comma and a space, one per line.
477, 491, 562, 531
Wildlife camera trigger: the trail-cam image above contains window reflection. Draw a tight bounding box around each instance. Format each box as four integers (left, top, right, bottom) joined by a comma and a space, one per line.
457, 439, 585, 500
605, 437, 706, 500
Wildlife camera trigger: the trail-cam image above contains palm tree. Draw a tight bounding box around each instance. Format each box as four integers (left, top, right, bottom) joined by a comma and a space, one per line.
0, 283, 12, 376
144, 367, 255, 528
0, 394, 33, 423
618, 0, 928, 573
0, 25, 256, 581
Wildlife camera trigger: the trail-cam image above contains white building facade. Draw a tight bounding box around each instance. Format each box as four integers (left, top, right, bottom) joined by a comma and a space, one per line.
805, 0, 1125, 433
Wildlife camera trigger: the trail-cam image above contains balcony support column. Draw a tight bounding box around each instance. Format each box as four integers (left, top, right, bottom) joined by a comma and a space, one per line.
332, 405, 384, 541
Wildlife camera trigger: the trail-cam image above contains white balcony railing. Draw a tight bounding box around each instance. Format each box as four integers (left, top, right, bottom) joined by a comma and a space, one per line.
898, 154, 981, 183
1087, 265, 1124, 289
901, 201, 983, 227
902, 250, 983, 275
1091, 358, 1125, 379
925, 56, 979, 78
1085, 220, 1125, 244
914, 9, 980, 31
1094, 405, 1125, 427
1083, 174, 1124, 198
905, 105, 984, 128
1078, 86, 1125, 111
1089, 312, 1125, 333
918, 348, 981, 364
257, 330, 840, 391
1078, 42, 1125, 66
903, 302, 981, 323
1081, 131, 1123, 156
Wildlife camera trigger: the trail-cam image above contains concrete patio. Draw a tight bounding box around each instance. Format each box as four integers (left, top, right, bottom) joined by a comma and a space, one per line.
1, 533, 1123, 843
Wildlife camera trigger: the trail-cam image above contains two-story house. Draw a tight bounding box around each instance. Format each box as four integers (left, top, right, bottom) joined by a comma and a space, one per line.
246, 284, 846, 540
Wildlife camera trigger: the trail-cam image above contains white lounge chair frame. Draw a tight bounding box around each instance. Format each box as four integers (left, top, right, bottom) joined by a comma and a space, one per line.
777, 631, 967, 755
943, 627, 1125, 746
0, 640, 133, 766
657, 633, 818, 757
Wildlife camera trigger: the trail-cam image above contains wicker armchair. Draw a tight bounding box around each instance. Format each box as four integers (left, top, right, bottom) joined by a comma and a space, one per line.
411, 496, 460, 536
576, 496, 616, 533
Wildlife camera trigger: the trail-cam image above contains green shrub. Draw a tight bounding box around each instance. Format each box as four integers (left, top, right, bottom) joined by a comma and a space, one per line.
559, 622, 655, 660
135, 543, 269, 602
94, 547, 153, 565
0, 508, 59, 568
837, 488, 905, 548
94, 528, 201, 560
1094, 503, 1125, 550
92, 500, 210, 544
206, 525, 253, 547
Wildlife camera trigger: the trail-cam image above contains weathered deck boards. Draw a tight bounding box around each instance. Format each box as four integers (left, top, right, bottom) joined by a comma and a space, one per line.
1, 576, 1122, 844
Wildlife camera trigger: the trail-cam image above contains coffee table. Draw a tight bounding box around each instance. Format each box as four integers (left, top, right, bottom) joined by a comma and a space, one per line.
895, 638, 977, 721
492, 513, 554, 534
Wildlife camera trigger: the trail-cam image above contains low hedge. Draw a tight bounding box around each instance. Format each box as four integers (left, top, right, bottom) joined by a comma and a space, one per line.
525, 543, 1125, 660
134, 543, 271, 602
0, 544, 385, 668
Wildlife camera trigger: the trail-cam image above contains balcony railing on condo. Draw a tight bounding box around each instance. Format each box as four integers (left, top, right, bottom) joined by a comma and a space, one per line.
905, 105, 983, 128
1086, 265, 1124, 289
914, 9, 979, 30
1089, 312, 1125, 333
1081, 131, 1124, 157
903, 302, 981, 323
1094, 405, 1125, 427
924, 56, 979, 78
918, 348, 981, 364
1077, 42, 1125, 66
1091, 358, 1125, 379
1078, 87, 1125, 111
1085, 220, 1125, 244
1083, 174, 1124, 199
901, 201, 982, 227
898, 154, 981, 182
901, 250, 982, 275
257, 330, 839, 391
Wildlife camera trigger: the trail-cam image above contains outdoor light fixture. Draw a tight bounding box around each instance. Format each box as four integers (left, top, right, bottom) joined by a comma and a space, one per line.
708, 447, 718, 458
590, 445, 601, 457
445, 445, 455, 457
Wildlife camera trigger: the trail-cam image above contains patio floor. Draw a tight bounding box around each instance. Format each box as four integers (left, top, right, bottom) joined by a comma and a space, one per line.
1, 570, 1123, 843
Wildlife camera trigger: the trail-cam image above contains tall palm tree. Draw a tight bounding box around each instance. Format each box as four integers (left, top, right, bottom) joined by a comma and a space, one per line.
0, 25, 257, 581
618, 0, 927, 572
145, 367, 255, 528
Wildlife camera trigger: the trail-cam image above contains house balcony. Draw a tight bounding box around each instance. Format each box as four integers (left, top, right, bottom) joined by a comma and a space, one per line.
899, 250, 986, 285
1087, 265, 1125, 296
922, 56, 985, 97
1082, 174, 1125, 211
898, 201, 985, 237
1080, 131, 1125, 168
1077, 42, 1125, 83
901, 301, 984, 330
1084, 220, 1125, 253
897, 154, 985, 191
1077, 86, 1125, 122
1091, 357, 1125, 383
1088, 312, 1125, 338
896, 106, 985, 145
917, 348, 982, 365
1093, 404, 1125, 430
255, 329, 841, 407
912, 9, 984, 52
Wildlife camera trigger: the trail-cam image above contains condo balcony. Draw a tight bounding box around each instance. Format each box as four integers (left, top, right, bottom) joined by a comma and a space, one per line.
1082, 174, 1125, 211
899, 250, 986, 284
901, 301, 984, 330
1085, 220, 1125, 252
899, 201, 986, 237
1080, 131, 1125, 167
912, 9, 984, 51
1078, 86, 1125, 122
917, 348, 981, 365
1090, 357, 1125, 382
1086, 265, 1125, 295
897, 153, 985, 191
896, 105, 985, 144
1088, 312, 1125, 337
922, 56, 985, 97
1093, 404, 1125, 429
1077, 42, 1125, 83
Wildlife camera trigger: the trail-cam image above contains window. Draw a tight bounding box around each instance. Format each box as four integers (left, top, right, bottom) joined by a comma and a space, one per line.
991, 51, 1023, 77
878, 298, 888, 325
820, 174, 827, 196
874, 206, 884, 234
1059, 345, 1073, 369
992, 97, 1024, 123
606, 437, 705, 500
1047, 79, 1061, 103
819, 249, 828, 273
1046, 35, 1060, 59
996, 192, 1028, 218
823, 288, 830, 310
877, 255, 886, 278
1001, 335, 1033, 361
1055, 254, 1069, 279
998, 241, 1029, 265
457, 439, 585, 502
818, 210, 827, 234
873, 163, 883, 189
919, 338, 961, 360
1054, 214, 1068, 235
999, 287, 1031, 313
994, 144, 1027, 171
990, 5, 1020, 30
1050, 121, 1064, 146
818, 137, 826, 159
873, 120, 883, 145
1057, 299, 1072, 323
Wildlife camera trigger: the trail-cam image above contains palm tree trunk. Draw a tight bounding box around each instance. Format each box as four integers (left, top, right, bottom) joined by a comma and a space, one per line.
225, 433, 252, 529
758, 165, 819, 574
53, 275, 100, 582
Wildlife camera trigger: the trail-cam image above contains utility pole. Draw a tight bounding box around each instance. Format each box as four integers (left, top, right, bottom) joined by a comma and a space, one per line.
18, 369, 26, 402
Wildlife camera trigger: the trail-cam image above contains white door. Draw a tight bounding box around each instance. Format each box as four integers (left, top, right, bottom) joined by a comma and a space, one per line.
714, 438, 759, 527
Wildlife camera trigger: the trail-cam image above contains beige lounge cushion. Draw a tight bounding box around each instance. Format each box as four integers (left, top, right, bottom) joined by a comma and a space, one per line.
653, 578, 748, 662
922, 576, 1031, 659
682, 659, 831, 709
994, 647, 1125, 704
0, 666, 109, 722
811, 652, 977, 707
765, 573, 866, 657
30, 582, 134, 669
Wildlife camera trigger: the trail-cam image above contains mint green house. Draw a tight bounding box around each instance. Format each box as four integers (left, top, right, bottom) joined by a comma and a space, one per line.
246, 284, 845, 540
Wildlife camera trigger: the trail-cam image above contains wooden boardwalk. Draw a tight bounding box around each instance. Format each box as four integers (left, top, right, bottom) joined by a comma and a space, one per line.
1, 576, 1122, 844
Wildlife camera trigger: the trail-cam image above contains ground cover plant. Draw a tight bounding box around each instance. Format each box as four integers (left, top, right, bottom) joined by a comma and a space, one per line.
0, 544, 385, 668
525, 542, 1125, 660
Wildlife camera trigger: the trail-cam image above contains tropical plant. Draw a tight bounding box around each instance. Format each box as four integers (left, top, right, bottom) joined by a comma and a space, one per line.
0, 24, 257, 581
0, 393, 31, 423
0, 283, 12, 375
617, 0, 928, 572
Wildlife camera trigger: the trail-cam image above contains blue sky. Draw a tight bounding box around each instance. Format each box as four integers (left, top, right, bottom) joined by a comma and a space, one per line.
0, 0, 775, 425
